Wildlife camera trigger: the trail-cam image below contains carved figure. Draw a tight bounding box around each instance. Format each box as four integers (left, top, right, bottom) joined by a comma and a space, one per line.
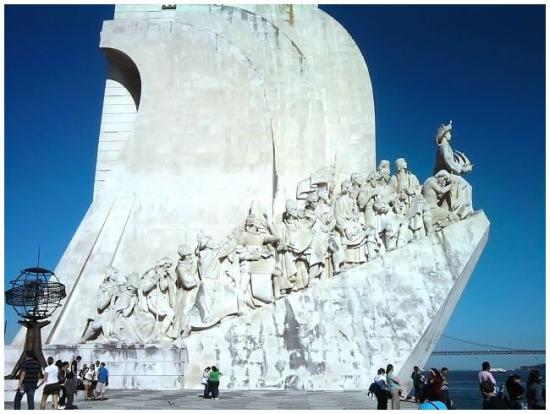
141, 258, 176, 339
183, 234, 240, 332
390, 158, 420, 211
304, 192, 345, 279
422, 170, 458, 230
97, 267, 119, 313
280, 199, 311, 292
238, 213, 281, 306
81, 272, 156, 344
334, 180, 368, 265
433, 121, 474, 219
172, 244, 199, 338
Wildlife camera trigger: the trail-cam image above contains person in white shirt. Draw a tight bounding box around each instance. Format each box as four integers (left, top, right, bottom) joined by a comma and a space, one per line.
38, 357, 61, 409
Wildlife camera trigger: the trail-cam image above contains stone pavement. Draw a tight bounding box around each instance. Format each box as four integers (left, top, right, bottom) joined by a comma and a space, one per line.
4, 389, 418, 410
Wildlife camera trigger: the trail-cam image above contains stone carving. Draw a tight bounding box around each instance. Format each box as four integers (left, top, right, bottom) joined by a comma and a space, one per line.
434, 120, 474, 219
81, 121, 479, 344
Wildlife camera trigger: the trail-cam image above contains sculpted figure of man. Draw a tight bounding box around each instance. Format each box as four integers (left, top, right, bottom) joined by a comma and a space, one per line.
238, 213, 281, 306
279, 199, 311, 292
433, 121, 474, 219
172, 244, 200, 337
140, 258, 176, 339
304, 192, 345, 280
81, 272, 156, 344
372, 160, 396, 235
422, 170, 457, 230
357, 172, 379, 228
334, 180, 368, 265
390, 158, 420, 212
97, 267, 119, 314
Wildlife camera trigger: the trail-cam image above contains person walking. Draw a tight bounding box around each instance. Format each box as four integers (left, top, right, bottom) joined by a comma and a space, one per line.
411, 366, 423, 403
13, 351, 42, 410
208, 366, 223, 400
526, 369, 545, 409
39, 358, 62, 410
201, 367, 211, 398
373, 367, 389, 410
95, 362, 109, 400
386, 364, 401, 410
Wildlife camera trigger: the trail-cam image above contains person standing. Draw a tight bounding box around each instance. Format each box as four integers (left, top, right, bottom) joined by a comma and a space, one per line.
201, 367, 211, 398
481, 381, 509, 409
373, 368, 389, 410
95, 362, 109, 400
39, 357, 62, 410
478, 361, 497, 401
64, 371, 78, 409
440, 367, 452, 409
411, 366, 423, 403
526, 370, 545, 409
386, 364, 401, 410
58, 361, 70, 408
208, 366, 223, 400
83, 363, 96, 400
13, 351, 42, 410
70, 356, 81, 375
505, 374, 525, 409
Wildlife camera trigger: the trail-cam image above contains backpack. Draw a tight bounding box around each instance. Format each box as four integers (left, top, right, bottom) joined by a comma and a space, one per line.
368, 381, 381, 396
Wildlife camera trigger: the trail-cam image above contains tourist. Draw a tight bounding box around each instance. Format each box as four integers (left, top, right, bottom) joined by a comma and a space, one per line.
63, 371, 78, 409
440, 367, 452, 409
526, 369, 545, 409
426, 369, 444, 401
93, 360, 101, 393
70, 356, 81, 375
208, 366, 223, 400
83, 363, 96, 400
39, 357, 61, 410
505, 374, 525, 409
411, 366, 423, 403
372, 367, 389, 410
79, 363, 88, 391
13, 351, 42, 410
481, 381, 509, 409
95, 362, 109, 400
386, 364, 401, 410
478, 361, 496, 398
201, 367, 211, 398
418, 383, 447, 410
58, 361, 70, 408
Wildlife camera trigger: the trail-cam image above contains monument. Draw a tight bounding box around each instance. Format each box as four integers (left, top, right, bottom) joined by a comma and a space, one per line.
6, 5, 489, 393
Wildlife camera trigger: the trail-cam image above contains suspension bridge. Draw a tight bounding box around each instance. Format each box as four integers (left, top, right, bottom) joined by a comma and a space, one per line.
430, 334, 546, 356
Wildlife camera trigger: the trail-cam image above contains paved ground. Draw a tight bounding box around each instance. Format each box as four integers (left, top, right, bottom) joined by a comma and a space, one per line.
5, 389, 418, 410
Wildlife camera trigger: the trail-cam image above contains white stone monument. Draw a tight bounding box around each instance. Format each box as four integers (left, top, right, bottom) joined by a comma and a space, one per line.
6, 5, 488, 395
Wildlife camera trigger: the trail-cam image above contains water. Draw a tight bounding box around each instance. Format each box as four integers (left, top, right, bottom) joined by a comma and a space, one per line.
442, 369, 546, 409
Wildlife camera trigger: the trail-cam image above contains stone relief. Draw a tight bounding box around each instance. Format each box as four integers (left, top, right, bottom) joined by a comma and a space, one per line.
81, 121, 475, 344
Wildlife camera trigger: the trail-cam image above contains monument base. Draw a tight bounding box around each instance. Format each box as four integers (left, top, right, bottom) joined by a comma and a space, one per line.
4, 343, 186, 391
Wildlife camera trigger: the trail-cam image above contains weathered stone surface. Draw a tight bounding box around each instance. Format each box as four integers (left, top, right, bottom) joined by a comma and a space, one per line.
12, 4, 375, 348
5, 212, 488, 390
177, 211, 488, 390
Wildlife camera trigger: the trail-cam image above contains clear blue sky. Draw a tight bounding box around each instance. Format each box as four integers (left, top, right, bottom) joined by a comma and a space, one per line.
4, 5, 546, 370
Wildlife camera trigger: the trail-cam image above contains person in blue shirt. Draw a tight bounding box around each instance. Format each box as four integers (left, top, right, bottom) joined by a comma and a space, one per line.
419, 384, 447, 410
95, 363, 109, 400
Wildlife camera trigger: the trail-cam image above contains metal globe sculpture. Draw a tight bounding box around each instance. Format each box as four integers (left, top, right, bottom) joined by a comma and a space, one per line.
5, 267, 66, 321
5, 267, 66, 379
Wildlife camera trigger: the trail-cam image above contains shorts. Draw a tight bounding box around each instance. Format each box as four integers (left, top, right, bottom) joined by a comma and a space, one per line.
96, 382, 107, 394
83, 380, 92, 387
43, 383, 61, 395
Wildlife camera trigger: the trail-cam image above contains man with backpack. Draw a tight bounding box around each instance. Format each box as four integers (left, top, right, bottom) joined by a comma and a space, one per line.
368, 367, 389, 410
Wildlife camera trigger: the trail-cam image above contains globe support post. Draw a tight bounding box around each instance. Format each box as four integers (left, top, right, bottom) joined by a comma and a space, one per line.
5, 320, 51, 379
